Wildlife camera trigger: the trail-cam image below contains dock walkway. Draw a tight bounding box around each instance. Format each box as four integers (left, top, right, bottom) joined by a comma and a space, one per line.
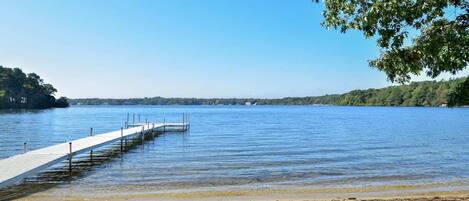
0, 122, 189, 188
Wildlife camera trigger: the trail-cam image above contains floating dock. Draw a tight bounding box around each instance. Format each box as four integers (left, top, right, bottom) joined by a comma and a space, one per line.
0, 118, 190, 188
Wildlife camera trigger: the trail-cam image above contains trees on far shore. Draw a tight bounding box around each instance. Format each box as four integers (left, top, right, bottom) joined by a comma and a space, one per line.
70, 76, 469, 107
448, 76, 469, 107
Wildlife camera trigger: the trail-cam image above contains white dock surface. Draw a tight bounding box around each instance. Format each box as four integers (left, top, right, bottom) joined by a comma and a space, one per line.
0, 122, 187, 188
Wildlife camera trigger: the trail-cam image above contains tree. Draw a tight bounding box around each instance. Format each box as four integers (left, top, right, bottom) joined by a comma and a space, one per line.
448, 76, 469, 106
0, 66, 69, 109
316, 0, 468, 83
54, 97, 70, 108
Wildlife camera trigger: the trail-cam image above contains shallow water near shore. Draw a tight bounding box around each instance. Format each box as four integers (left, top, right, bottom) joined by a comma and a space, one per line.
1, 105, 469, 199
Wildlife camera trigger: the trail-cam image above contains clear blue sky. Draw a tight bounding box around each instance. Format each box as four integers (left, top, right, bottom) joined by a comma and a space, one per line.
0, 0, 466, 98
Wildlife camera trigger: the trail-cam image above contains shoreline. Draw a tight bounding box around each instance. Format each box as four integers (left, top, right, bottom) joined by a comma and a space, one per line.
68, 104, 469, 109
19, 182, 469, 201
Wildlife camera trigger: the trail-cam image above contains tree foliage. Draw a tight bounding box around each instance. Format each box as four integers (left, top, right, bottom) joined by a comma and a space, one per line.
70, 76, 468, 107
448, 76, 469, 106
317, 0, 468, 83
0, 66, 69, 109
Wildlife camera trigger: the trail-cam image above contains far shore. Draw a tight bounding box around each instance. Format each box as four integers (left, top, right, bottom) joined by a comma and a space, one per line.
69, 103, 469, 108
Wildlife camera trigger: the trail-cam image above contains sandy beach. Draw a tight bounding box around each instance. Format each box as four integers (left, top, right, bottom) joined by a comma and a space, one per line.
17, 182, 469, 201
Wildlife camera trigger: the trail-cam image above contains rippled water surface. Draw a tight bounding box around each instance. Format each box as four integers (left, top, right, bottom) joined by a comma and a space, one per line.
0, 105, 469, 198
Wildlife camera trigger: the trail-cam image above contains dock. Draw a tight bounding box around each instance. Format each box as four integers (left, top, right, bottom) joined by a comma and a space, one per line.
0, 114, 190, 188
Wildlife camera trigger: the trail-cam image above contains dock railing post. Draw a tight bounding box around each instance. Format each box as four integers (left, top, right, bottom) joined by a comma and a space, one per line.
89, 127, 94, 163
132, 114, 135, 126
23, 142, 27, 153
141, 126, 144, 143
185, 113, 188, 131
138, 114, 141, 123
163, 117, 166, 132
126, 112, 129, 128
68, 142, 72, 173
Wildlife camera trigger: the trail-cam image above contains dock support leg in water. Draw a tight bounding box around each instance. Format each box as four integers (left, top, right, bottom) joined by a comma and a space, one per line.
120, 127, 123, 153
141, 126, 144, 144
90, 150, 93, 166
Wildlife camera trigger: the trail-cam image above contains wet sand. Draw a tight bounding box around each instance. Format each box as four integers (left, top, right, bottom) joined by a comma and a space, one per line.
17, 182, 469, 201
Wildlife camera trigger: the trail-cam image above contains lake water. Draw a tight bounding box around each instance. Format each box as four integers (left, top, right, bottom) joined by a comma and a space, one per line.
0, 105, 469, 199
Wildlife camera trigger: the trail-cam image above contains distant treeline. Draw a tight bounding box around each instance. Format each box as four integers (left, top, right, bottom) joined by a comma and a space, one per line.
71, 76, 469, 107
0, 66, 69, 109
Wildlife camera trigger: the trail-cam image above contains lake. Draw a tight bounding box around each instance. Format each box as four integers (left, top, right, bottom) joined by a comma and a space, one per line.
0, 105, 469, 199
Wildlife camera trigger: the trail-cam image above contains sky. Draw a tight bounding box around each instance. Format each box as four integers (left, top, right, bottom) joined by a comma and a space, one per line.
0, 0, 467, 98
